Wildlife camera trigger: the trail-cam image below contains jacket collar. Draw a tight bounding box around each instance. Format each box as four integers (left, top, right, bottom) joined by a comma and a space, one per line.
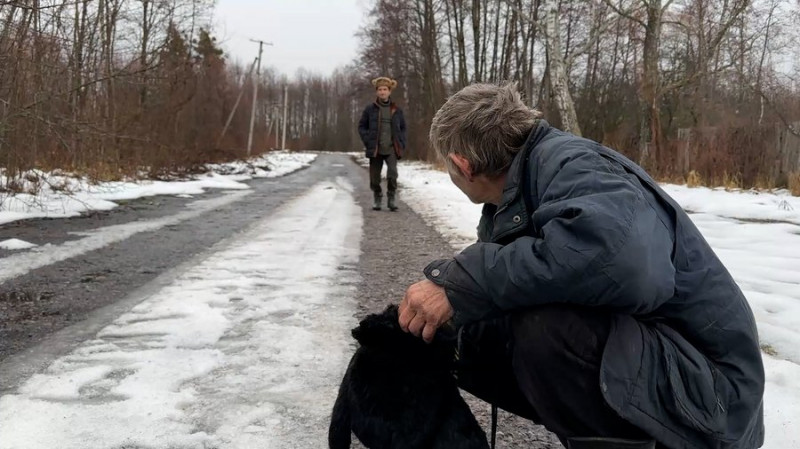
480, 120, 551, 243
373, 99, 397, 115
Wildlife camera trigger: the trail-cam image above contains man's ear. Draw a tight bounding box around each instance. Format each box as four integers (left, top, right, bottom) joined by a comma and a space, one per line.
448, 154, 473, 181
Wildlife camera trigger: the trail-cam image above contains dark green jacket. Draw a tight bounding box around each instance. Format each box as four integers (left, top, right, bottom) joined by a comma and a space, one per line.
358, 100, 407, 158
425, 121, 765, 449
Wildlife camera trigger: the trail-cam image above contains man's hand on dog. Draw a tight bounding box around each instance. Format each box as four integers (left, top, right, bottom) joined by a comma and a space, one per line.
399, 280, 454, 343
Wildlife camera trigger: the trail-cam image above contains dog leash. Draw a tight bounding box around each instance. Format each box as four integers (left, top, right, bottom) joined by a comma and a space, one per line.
454, 325, 464, 377
455, 326, 498, 449
491, 403, 498, 449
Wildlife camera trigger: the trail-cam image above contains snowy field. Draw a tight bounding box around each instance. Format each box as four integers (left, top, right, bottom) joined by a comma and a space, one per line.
0, 152, 798, 447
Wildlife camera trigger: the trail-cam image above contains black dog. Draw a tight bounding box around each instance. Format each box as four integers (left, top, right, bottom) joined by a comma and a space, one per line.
328, 305, 489, 449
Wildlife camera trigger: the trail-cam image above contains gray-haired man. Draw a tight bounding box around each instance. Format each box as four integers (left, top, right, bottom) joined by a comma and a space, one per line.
398, 83, 765, 449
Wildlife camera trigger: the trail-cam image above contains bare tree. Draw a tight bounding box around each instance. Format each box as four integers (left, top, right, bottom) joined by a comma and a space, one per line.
543, 0, 581, 134
2, 0, 800, 194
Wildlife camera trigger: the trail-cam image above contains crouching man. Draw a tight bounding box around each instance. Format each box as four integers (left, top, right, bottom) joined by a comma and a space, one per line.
399, 83, 765, 449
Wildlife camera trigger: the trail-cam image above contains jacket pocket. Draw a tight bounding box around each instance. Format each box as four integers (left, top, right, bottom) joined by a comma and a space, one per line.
659, 328, 727, 436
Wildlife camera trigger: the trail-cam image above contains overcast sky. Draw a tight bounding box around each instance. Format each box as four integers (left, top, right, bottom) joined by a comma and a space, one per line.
212, 0, 365, 78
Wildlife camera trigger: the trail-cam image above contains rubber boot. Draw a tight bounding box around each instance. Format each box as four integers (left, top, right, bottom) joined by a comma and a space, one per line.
372, 192, 382, 211
387, 192, 398, 211
567, 437, 656, 449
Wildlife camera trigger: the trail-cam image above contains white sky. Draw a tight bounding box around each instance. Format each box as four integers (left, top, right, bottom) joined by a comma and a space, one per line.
212, 0, 365, 77
1, 154, 800, 447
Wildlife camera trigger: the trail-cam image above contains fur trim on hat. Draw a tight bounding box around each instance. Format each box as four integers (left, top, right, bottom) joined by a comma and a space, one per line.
372, 77, 398, 90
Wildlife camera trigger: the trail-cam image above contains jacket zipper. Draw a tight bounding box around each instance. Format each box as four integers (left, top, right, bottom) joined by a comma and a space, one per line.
374, 104, 381, 157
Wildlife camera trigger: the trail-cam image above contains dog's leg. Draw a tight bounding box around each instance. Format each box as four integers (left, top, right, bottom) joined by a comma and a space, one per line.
328, 369, 353, 449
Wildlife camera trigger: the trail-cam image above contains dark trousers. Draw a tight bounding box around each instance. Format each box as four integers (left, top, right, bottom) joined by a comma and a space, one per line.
456, 305, 649, 445
369, 153, 398, 195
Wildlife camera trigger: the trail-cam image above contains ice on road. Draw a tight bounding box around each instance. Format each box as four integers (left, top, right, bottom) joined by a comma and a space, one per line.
0, 178, 361, 449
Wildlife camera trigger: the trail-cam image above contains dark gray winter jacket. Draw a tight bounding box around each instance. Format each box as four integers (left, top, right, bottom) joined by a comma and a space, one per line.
424, 121, 765, 449
358, 100, 407, 158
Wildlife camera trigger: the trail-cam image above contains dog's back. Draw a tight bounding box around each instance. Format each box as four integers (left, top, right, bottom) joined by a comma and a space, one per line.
328, 305, 489, 449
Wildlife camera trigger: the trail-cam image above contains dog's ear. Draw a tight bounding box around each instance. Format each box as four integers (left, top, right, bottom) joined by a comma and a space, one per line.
351, 305, 401, 346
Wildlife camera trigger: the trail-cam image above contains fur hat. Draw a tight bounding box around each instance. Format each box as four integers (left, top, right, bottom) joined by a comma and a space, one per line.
372, 77, 398, 90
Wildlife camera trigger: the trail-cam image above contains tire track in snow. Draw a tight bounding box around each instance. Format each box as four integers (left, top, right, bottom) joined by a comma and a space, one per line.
0, 190, 252, 284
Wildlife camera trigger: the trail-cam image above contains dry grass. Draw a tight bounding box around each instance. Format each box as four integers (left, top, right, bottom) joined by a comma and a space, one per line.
753, 173, 777, 190
0, 178, 28, 194
431, 159, 448, 172
789, 172, 800, 196
655, 171, 686, 185
761, 343, 778, 356
721, 171, 743, 191
686, 170, 703, 188
82, 161, 129, 183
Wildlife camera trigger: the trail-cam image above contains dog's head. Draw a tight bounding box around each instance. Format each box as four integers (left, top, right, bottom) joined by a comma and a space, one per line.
351, 305, 456, 366
351, 305, 408, 346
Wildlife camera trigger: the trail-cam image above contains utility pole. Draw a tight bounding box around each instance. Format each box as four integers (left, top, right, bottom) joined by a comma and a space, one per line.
217, 57, 257, 148
274, 105, 280, 148
247, 39, 272, 156
281, 85, 288, 149
265, 114, 274, 146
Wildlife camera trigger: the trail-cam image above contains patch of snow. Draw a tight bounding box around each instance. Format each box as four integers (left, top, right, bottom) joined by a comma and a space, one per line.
0, 151, 317, 226
661, 184, 800, 225
0, 238, 37, 250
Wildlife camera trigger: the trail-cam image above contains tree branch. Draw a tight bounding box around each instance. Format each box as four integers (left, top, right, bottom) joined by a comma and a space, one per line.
748, 85, 800, 138
599, 0, 647, 28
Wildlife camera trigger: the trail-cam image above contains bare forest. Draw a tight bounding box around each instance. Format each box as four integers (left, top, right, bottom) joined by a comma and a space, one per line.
2, 0, 800, 193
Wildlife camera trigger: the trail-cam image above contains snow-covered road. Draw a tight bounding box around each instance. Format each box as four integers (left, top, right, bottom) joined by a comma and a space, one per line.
0, 179, 361, 448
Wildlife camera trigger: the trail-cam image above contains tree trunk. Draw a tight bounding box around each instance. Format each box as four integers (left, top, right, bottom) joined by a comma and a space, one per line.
490, 0, 501, 81
140, 0, 151, 107
454, 0, 468, 87
544, 0, 581, 135
471, 0, 482, 82
638, 1, 662, 168
444, 0, 458, 86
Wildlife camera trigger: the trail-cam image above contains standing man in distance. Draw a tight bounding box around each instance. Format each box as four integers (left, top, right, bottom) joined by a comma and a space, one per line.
358, 77, 407, 211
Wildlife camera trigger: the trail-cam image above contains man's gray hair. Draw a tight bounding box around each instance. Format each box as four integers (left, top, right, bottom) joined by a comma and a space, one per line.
429, 83, 542, 178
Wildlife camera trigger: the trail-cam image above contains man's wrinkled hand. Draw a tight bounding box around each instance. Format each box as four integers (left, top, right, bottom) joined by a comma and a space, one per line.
398, 279, 454, 343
